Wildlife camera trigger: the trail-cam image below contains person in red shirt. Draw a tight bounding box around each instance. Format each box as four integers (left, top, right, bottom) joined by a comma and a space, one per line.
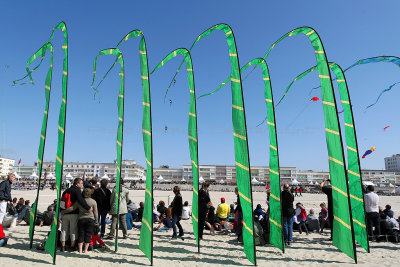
88, 226, 108, 251
0, 224, 9, 247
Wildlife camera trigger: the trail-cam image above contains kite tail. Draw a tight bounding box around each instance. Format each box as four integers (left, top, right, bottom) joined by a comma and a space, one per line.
365, 81, 400, 109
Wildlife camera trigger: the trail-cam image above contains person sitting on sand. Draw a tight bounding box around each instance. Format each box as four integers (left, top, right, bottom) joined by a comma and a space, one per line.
254, 204, 267, 220
39, 205, 55, 227
216, 198, 230, 222
181, 201, 191, 220
0, 223, 8, 247
137, 202, 144, 222
306, 209, 319, 232
383, 205, 394, 219
205, 201, 219, 235
154, 214, 173, 232
295, 203, 308, 235
89, 225, 108, 251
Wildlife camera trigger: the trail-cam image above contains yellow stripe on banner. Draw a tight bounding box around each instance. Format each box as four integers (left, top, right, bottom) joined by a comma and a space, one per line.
62, 25, 66, 31
63, 71, 68, 76
231, 77, 240, 83
62, 98, 66, 104
265, 98, 272, 103
238, 191, 252, 204
322, 101, 335, 107
329, 63, 335, 67
161, 60, 164, 66
337, 79, 345, 82
353, 218, 366, 228
187, 68, 193, 72
242, 221, 253, 235
34, 54, 37, 60
263, 77, 270, 81
146, 158, 151, 167
119, 72, 124, 77
347, 146, 357, 153
315, 50, 324, 54
124, 35, 129, 41
54, 217, 57, 226
190, 90, 194, 94
270, 193, 280, 202
341, 100, 350, 104
141, 75, 148, 80
270, 218, 282, 229
41, 134, 45, 140
117, 165, 120, 172
329, 156, 344, 166
142, 218, 151, 231
270, 169, 279, 176
229, 53, 237, 57
332, 185, 348, 198
326, 128, 339, 135
189, 136, 197, 142
306, 30, 315, 36
38, 159, 42, 164
194, 188, 198, 195
44, 110, 48, 115
267, 121, 275, 127
139, 50, 146, 55
189, 112, 196, 118
109, 50, 113, 55
270, 145, 277, 151
45, 85, 51, 91
191, 160, 198, 168
233, 132, 247, 141
117, 140, 122, 147
289, 31, 294, 36
350, 194, 364, 203
119, 117, 123, 121
62, 45, 68, 50
173, 51, 177, 57
225, 30, 232, 36
145, 188, 152, 197
192, 214, 198, 223
345, 123, 354, 128
56, 156, 62, 164
319, 74, 330, 79
58, 126, 64, 134
232, 104, 243, 111
334, 216, 351, 230
142, 129, 151, 136
142, 102, 150, 107
118, 94, 124, 98
236, 161, 249, 172
348, 170, 360, 178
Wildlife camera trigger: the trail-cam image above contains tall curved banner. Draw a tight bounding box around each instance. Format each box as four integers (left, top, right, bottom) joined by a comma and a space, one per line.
151, 48, 200, 251
274, 62, 369, 252
92, 48, 125, 253
13, 22, 68, 264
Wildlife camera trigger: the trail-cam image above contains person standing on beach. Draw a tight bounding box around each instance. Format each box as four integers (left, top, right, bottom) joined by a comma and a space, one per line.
320, 178, 333, 240
171, 186, 184, 240
107, 179, 130, 239
234, 187, 243, 242
281, 183, 294, 245
364, 185, 380, 241
198, 182, 210, 240
0, 173, 15, 224
77, 188, 98, 253
92, 179, 111, 238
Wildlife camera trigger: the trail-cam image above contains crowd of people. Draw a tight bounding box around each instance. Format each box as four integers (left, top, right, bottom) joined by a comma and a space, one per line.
0, 172, 399, 251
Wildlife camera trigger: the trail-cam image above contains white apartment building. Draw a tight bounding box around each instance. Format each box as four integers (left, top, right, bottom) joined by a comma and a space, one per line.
361, 169, 400, 184
153, 165, 183, 181
385, 154, 400, 171
296, 170, 330, 184
0, 157, 15, 179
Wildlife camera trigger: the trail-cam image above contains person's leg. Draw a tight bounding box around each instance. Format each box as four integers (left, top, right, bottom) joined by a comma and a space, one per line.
108, 215, 117, 238
84, 219, 94, 253
373, 212, 381, 239
205, 222, 215, 235
70, 214, 79, 248
17, 206, 29, 222
120, 214, 127, 237
98, 210, 105, 237
176, 218, 184, 237
77, 219, 85, 253
158, 226, 170, 232
198, 209, 206, 239
0, 237, 8, 247
88, 245, 94, 251
288, 217, 293, 242
60, 215, 70, 249
171, 215, 178, 238
282, 217, 288, 242
366, 212, 374, 239
0, 201, 7, 224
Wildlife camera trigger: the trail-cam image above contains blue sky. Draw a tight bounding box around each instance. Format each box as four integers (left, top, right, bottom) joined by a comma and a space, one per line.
0, 0, 399, 171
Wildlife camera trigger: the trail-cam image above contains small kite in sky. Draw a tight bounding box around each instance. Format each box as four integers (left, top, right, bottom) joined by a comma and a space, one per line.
383, 126, 390, 131
362, 147, 376, 158
310, 97, 319, 102
338, 109, 344, 114
169, 99, 172, 106
164, 126, 168, 133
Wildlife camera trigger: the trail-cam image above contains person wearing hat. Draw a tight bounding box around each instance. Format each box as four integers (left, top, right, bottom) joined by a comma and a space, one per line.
216, 197, 230, 222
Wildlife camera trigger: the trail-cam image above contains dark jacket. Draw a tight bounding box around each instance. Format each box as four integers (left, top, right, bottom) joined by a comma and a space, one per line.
0, 179, 12, 202
63, 185, 91, 214
234, 195, 242, 213
207, 206, 216, 224
199, 188, 210, 211
92, 186, 111, 213
171, 193, 183, 217
281, 189, 294, 217
157, 205, 168, 216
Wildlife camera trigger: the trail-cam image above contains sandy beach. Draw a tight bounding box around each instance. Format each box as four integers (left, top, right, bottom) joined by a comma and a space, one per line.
1, 189, 399, 266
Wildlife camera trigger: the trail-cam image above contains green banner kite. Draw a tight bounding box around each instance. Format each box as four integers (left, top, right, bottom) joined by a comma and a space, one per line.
151, 48, 200, 250
92, 48, 125, 252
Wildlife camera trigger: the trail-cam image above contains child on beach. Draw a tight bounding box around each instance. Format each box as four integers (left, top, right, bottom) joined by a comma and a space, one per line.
0, 224, 9, 247
89, 226, 108, 251
319, 203, 329, 233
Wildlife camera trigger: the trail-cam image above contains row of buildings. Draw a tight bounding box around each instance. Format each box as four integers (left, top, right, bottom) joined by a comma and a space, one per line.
1, 156, 400, 185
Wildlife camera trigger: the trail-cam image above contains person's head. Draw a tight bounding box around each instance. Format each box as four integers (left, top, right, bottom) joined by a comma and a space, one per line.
230, 204, 234, 210
173, 186, 180, 194
100, 178, 108, 188
283, 184, 290, 191
366, 185, 374, 192
385, 204, 391, 210
201, 182, 210, 191
82, 188, 93, 198
309, 209, 315, 214
140, 201, 144, 208
25, 200, 30, 206
256, 204, 261, 209
47, 205, 54, 212
94, 224, 100, 236
73, 178, 83, 188
53, 199, 57, 204
86, 178, 92, 183
90, 179, 97, 186
160, 213, 166, 219
120, 178, 124, 185
320, 203, 326, 209
12, 197, 17, 204
184, 201, 189, 207
235, 187, 239, 195
8, 173, 15, 183
208, 201, 213, 207
296, 202, 302, 208
159, 200, 165, 207
18, 198, 24, 205
221, 197, 225, 203
380, 213, 387, 220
